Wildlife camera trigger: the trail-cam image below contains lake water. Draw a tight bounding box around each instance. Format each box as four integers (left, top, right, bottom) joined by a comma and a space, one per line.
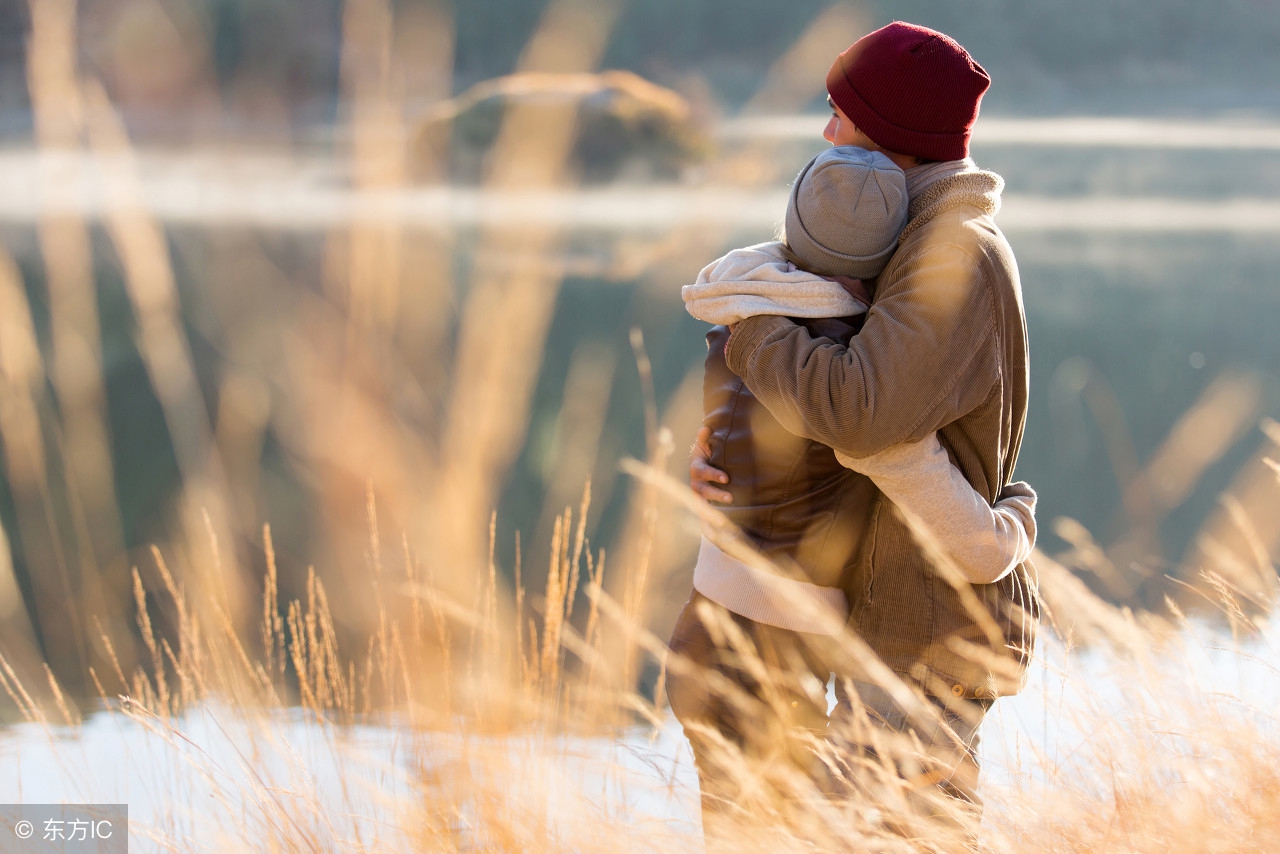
3, 119, 1280, 593
3, 115, 1280, 846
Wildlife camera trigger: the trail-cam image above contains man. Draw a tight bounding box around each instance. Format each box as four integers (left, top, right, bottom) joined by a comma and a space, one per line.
689, 21, 1038, 814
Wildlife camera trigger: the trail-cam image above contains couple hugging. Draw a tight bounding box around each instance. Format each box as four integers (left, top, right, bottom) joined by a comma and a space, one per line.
665, 21, 1040, 833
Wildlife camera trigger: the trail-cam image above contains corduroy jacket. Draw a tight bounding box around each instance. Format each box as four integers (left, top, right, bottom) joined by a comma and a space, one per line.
724, 169, 1037, 698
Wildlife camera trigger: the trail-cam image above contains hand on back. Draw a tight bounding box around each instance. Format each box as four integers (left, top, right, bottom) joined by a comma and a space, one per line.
689, 425, 732, 504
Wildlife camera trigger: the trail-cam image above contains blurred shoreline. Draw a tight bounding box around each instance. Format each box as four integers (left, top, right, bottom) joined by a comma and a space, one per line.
721, 113, 1280, 149
6, 113, 1280, 232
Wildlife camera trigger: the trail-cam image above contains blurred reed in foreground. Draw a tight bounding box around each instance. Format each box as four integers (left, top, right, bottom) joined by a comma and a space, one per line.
3, 1, 1280, 851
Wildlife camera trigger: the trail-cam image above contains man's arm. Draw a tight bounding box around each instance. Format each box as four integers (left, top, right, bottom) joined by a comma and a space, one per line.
724, 241, 998, 459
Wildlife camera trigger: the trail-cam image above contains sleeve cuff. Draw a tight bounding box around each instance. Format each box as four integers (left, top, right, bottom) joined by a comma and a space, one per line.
997, 481, 1037, 505
724, 315, 794, 374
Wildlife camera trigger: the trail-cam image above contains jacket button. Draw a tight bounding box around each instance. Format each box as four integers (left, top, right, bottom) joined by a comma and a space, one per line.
951, 684, 965, 697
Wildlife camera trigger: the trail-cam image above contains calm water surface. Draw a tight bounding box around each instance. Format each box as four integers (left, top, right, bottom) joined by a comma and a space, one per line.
3, 119, 1280, 844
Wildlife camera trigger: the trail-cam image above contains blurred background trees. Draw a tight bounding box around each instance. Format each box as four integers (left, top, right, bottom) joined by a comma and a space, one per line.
4, 0, 1280, 141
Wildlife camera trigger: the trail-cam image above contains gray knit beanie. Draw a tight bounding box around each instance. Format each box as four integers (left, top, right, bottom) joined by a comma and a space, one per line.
784, 145, 908, 279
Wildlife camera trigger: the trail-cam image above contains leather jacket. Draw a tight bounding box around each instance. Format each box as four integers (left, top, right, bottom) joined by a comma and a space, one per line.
702, 318, 877, 590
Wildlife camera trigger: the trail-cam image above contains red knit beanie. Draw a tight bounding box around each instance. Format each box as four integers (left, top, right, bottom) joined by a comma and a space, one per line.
826, 22, 990, 162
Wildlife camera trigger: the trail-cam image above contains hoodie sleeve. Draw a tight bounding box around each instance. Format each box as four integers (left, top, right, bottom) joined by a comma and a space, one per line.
682, 242, 867, 325
837, 434, 1036, 584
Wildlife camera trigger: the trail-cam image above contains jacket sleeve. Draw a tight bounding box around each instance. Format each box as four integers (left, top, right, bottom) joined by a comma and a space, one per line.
837, 435, 1036, 584
724, 240, 999, 458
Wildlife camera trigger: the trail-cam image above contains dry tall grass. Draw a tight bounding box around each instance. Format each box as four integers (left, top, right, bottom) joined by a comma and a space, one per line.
3, 455, 1279, 852
3, 1, 1280, 852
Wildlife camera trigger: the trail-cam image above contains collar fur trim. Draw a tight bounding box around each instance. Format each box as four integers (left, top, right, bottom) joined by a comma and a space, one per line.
899, 170, 1004, 244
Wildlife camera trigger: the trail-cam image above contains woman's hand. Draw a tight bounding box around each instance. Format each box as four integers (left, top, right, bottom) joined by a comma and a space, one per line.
689, 426, 733, 503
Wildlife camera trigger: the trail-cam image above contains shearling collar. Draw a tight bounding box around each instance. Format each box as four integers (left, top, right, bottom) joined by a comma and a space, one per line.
899, 170, 1004, 244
